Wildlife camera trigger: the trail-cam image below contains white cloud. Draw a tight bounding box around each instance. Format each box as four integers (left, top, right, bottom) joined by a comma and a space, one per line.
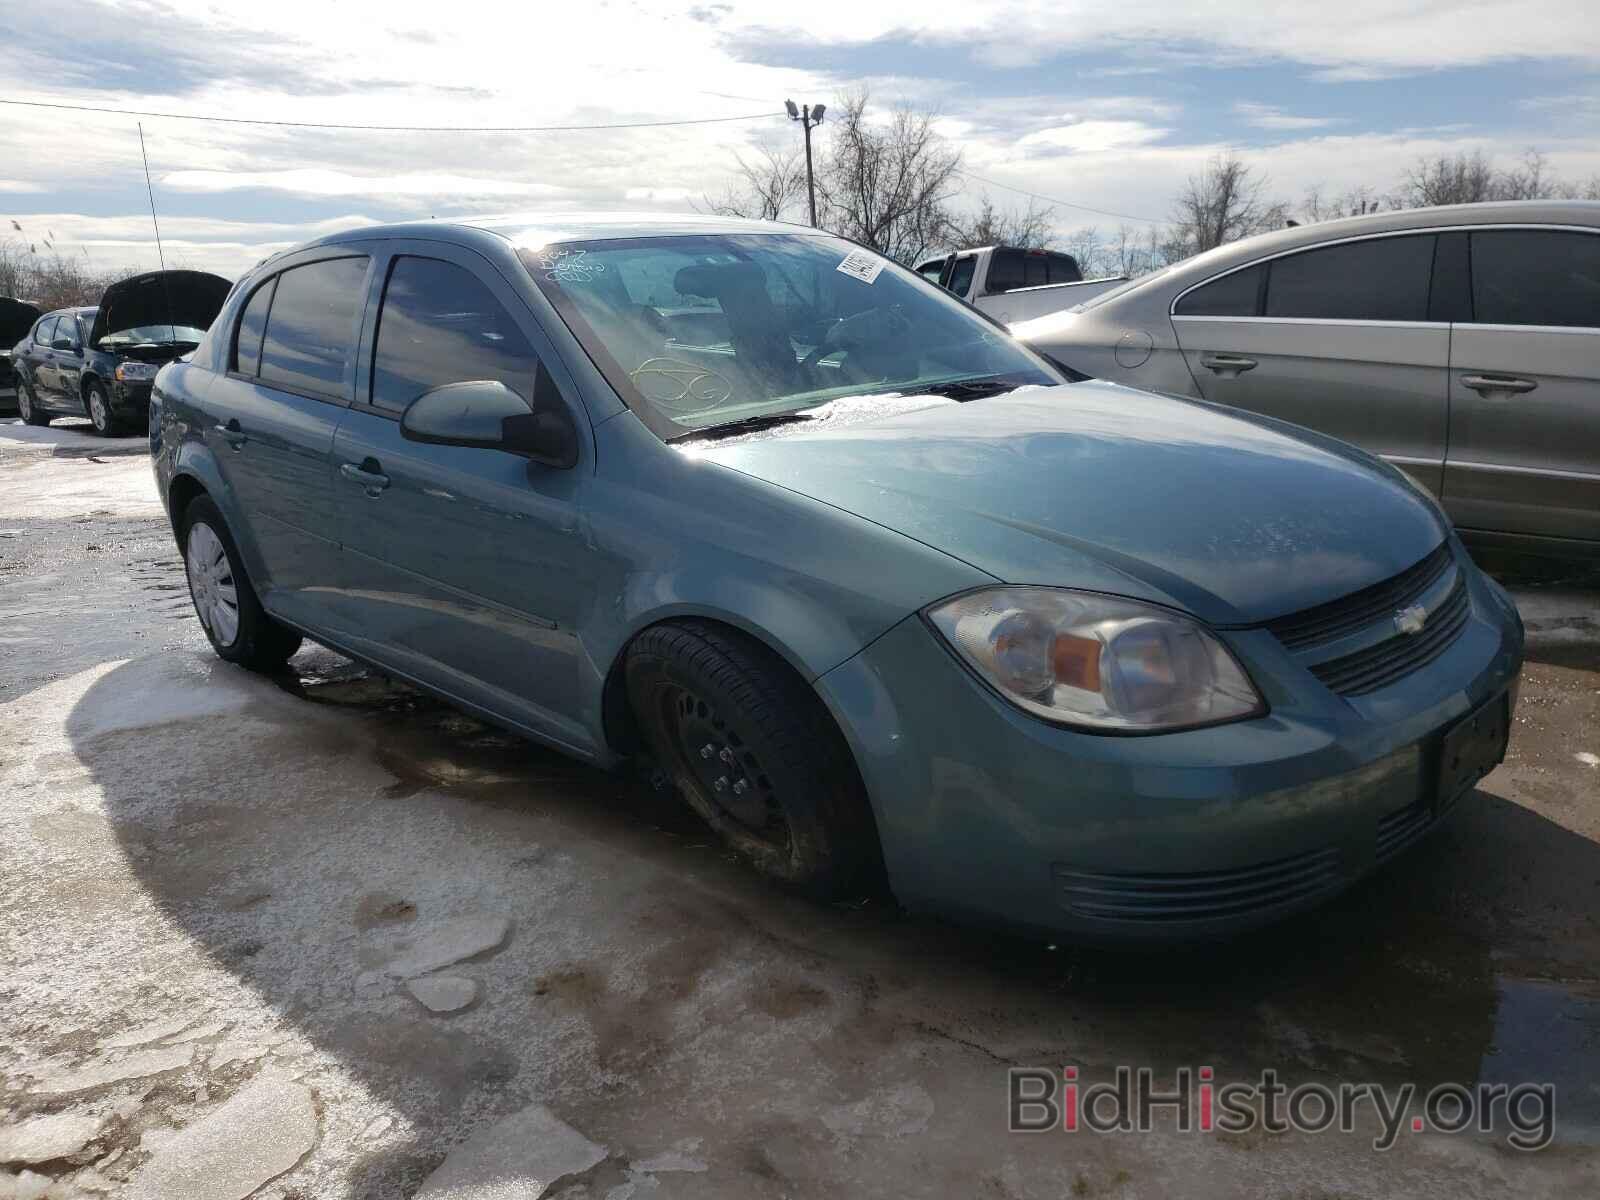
161, 168, 573, 200
1234, 103, 1345, 131
1017, 119, 1171, 154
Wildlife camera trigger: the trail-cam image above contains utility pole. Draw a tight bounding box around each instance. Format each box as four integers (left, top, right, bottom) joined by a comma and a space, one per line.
785, 99, 826, 226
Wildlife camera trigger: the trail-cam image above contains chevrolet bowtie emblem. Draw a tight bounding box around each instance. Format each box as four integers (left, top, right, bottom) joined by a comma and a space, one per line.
1394, 604, 1429, 636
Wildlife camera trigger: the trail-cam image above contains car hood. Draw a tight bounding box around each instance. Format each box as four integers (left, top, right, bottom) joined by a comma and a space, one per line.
0, 297, 41, 347
88, 270, 231, 347
696, 382, 1447, 626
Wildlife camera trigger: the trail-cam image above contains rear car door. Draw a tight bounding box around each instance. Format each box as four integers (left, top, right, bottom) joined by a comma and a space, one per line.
331, 241, 595, 752
26, 317, 59, 400
1443, 226, 1600, 545
203, 250, 373, 629
1170, 232, 1450, 493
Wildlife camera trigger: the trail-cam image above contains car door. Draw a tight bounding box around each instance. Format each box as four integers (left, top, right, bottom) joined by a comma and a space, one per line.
1170, 232, 1450, 493
331, 241, 596, 752
202, 249, 373, 629
26, 317, 58, 400
54, 313, 87, 411
1442, 226, 1600, 545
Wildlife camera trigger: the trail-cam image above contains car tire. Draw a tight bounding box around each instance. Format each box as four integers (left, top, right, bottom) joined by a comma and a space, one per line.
179, 495, 302, 671
86, 382, 116, 437
17, 378, 48, 426
625, 620, 878, 897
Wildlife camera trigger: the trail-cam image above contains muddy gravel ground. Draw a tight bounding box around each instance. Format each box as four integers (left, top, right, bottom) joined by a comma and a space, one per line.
2, 419, 1598, 1199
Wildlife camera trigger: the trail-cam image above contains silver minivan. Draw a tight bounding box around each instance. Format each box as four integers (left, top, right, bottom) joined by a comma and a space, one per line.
1015, 201, 1600, 560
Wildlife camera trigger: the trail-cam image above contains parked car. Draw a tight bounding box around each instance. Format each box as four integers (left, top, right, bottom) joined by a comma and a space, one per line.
12, 270, 231, 435
151, 213, 1522, 940
1, 296, 42, 414
1014, 200, 1600, 561
914, 244, 1129, 323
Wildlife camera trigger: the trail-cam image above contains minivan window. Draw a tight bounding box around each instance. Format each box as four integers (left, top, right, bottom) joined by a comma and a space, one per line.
232, 278, 275, 377
370, 256, 539, 414
1174, 264, 1263, 317
257, 256, 370, 399
1264, 234, 1434, 321
1470, 229, 1600, 329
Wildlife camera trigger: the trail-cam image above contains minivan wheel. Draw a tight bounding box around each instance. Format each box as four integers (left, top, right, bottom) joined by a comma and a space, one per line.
625, 620, 878, 897
86, 382, 115, 436
179, 496, 302, 671
17, 379, 48, 426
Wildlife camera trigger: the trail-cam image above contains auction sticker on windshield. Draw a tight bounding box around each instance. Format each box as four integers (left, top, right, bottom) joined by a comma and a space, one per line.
836, 249, 885, 284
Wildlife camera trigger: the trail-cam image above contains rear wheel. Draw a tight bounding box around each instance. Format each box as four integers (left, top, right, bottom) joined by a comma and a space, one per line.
180, 495, 301, 671
17, 378, 48, 426
625, 620, 878, 897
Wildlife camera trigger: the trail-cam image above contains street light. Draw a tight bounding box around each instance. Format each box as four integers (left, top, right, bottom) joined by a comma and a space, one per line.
786, 99, 825, 227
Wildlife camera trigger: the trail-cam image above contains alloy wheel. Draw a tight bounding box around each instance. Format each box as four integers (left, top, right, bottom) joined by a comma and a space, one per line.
88, 387, 110, 433
185, 521, 240, 647
17, 384, 32, 422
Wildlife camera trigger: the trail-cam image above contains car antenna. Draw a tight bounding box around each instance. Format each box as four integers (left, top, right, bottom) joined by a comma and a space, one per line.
138, 122, 177, 343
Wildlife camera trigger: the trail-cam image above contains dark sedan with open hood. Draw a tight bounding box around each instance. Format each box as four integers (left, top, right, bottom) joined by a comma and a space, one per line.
11, 270, 230, 435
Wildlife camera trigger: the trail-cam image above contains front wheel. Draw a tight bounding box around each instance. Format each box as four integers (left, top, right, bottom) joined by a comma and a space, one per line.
180, 496, 302, 671
625, 621, 879, 897
17, 378, 48, 426
86, 382, 117, 436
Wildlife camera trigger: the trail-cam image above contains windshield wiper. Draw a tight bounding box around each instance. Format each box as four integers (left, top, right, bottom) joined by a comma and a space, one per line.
917, 375, 1034, 401
667, 410, 815, 443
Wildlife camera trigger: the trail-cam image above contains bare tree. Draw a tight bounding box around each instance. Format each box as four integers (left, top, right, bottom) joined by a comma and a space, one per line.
1402, 150, 1498, 207
703, 143, 808, 222
1168, 152, 1289, 257
951, 194, 1056, 249
815, 89, 964, 265
0, 226, 141, 308
1300, 184, 1392, 223
1109, 223, 1169, 278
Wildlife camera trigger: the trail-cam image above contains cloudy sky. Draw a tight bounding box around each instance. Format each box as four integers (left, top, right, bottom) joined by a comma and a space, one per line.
1, 0, 1596, 280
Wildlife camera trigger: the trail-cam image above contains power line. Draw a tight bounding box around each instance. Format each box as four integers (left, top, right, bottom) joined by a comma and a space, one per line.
956, 168, 1164, 225
0, 96, 783, 133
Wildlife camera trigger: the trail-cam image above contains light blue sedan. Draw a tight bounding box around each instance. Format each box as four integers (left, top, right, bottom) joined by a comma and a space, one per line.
150, 213, 1523, 940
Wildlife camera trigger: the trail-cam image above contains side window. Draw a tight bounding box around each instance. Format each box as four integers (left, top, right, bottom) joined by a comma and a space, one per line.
1264, 235, 1435, 321
945, 255, 977, 297
986, 248, 1026, 293
232, 278, 275, 376
1470, 230, 1600, 329
1024, 253, 1048, 287
1047, 253, 1082, 284
258, 256, 370, 399
56, 315, 81, 348
370, 256, 539, 414
34, 316, 57, 346
1174, 264, 1264, 317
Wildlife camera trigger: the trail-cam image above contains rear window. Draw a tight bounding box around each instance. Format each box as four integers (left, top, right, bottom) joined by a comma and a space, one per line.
34, 316, 57, 345
1470, 230, 1600, 328
258, 256, 370, 399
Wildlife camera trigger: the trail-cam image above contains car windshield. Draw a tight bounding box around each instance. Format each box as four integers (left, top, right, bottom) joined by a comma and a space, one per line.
99, 324, 206, 346
521, 232, 1059, 437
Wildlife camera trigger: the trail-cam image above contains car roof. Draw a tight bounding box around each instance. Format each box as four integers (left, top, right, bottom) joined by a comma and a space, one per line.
46, 307, 96, 319
1115, 199, 1600, 299
296, 210, 818, 254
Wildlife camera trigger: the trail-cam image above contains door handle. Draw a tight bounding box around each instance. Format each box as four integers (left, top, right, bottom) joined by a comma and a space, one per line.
1460, 374, 1537, 397
1199, 352, 1259, 378
214, 420, 247, 449
340, 459, 390, 497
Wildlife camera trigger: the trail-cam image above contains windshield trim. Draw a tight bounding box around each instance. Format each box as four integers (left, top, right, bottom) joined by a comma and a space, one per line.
519, 231, 1064, 442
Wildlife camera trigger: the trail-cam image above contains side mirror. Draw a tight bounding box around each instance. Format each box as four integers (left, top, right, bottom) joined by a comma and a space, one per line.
400, 372, 579, 469
52, 337, 76, 351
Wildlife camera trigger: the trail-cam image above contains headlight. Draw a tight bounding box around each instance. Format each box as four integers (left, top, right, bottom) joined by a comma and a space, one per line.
926, 587, 1265, 733
115, 362, 158, 382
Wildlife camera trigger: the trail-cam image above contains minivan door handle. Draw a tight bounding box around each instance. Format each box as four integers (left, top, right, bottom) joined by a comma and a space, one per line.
1460, 374, 1537, 398
214, 419, 247, 449
1199, 352, 1258, 378
340, 458, 390, 497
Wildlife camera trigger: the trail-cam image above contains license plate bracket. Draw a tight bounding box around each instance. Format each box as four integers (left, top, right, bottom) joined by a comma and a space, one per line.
1435, 690, 1510, 814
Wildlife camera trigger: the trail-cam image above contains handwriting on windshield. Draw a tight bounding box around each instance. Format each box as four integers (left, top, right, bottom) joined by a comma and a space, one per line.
630, 357, 734, 413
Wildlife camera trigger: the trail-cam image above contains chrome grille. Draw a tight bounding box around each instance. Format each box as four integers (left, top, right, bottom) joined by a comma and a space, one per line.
1053, 847, 1343, 923
1307, 576, 1470, 697
1264, 542, 1452, 651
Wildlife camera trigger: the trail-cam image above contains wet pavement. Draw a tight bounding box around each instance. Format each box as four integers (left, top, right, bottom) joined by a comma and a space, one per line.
1, 422, 1598, 1198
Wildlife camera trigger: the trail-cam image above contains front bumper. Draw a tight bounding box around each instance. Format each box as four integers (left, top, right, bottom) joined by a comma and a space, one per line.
814, 546, 1524, 942
110, 378, 154, 414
